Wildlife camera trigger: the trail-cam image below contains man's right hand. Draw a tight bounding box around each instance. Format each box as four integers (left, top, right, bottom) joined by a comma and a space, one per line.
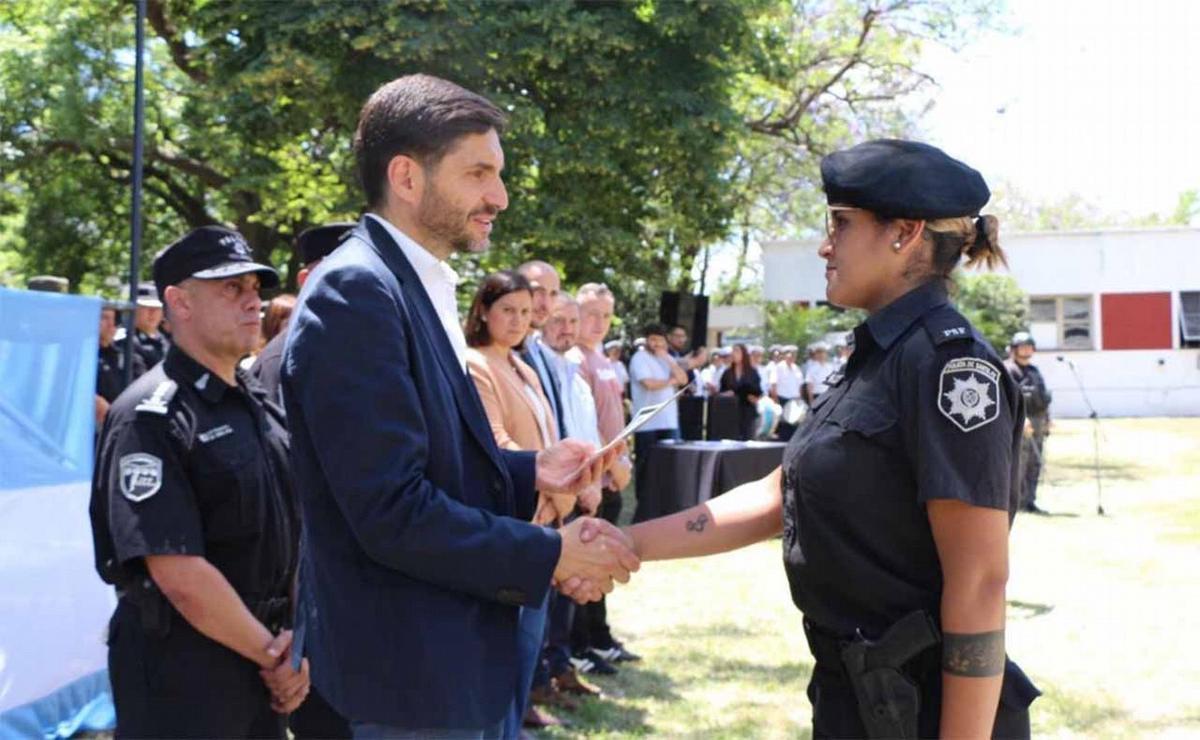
553, 517, 640, 603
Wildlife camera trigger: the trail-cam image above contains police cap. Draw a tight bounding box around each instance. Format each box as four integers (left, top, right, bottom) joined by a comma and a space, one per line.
135, 282, 162, 309
153, 226, 279, 300
1010, 331, 1035, 349
297, 222, 355, 266
820, 139, 990, 219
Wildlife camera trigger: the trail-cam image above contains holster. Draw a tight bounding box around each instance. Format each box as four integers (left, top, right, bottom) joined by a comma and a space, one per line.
118, 577, 172, 639
839, 611, 941, 739
252, 595, 292, 633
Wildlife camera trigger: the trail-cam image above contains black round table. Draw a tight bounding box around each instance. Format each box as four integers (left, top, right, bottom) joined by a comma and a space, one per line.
633, 439, 787, 522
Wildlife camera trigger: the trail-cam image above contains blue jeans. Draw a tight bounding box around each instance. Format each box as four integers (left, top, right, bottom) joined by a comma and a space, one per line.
501, 591, 550, 739
351, 721, 502, 739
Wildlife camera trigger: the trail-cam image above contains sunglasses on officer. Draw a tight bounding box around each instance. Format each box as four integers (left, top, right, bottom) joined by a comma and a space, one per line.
823, 205, 864, 242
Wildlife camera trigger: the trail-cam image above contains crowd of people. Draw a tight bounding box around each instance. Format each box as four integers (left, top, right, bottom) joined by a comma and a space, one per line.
81, 72, 1049, 739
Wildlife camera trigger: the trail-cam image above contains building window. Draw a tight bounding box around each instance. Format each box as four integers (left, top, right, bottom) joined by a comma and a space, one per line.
1029, 295, 1093, 350
1182, 291, 1200, 348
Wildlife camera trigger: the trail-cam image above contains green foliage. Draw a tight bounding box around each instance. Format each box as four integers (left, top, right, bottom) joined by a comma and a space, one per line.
1, 0, 997, 311
764, 302, 864, 348
953, 271, 1028, 354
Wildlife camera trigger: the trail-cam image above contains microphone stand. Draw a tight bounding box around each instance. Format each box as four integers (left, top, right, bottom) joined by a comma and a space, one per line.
1057, 355, 1105, 516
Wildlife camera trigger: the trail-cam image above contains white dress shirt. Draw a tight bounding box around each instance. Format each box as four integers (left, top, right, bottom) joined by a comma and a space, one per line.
366, 214, 467, 371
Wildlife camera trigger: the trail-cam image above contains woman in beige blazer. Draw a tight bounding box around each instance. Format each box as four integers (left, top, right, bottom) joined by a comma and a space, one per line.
464, 270, 572, 526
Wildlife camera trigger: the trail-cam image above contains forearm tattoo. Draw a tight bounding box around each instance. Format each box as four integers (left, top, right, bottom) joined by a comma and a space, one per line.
942, 630, 1005, 677
685, 513, 709, 533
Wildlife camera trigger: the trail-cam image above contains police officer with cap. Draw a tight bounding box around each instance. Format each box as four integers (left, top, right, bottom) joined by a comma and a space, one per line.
250, 223, 354, 404
90, 225, 308, 738
1005, 331, 1052, 515
621, 140, 1040, 738
97, 300, 147, 427
118, 282, 171, 369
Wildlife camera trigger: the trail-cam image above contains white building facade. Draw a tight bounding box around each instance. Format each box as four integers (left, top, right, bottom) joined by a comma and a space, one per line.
762, 227, 1200, 418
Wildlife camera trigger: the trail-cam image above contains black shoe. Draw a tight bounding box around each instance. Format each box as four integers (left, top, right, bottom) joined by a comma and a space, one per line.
593, 642, 642, 663
571, 649, 618, 675
1023, 502, 1050, 516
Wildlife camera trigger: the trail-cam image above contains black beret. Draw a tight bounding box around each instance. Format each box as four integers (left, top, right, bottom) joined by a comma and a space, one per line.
296, 222, 355, 265
820, 139, 990, 220
153, 225, 279, 300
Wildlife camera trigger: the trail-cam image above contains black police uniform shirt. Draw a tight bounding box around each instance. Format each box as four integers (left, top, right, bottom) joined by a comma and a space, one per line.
96, 343, 147, 403
1005, 360, 1051, 420
123, 328, 171, 369
91, 345, 297, 609
781, 281, 1024, 638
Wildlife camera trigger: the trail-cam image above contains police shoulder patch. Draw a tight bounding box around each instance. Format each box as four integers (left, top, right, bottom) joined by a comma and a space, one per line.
119, 452, 163, 502
938, 357, 1001, 432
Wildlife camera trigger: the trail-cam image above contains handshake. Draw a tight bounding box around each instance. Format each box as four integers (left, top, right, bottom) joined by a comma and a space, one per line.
552, 517, 640, 604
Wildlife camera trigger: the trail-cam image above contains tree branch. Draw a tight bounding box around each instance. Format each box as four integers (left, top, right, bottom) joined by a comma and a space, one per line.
146, 0, 209, 84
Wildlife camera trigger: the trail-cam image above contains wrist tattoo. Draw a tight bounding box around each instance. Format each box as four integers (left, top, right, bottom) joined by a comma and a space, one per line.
685, 513, 709, 533
942, 630, 1005, 677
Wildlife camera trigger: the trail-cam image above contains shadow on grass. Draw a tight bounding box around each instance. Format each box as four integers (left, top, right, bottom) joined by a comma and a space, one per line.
650, 620, 762, 640
1044, 457, 1150, 484
1008, 599, 1055, 619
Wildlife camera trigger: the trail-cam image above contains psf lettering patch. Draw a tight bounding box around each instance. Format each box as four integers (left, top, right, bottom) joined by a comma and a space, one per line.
119, 453, 163, 502
938, 358, 1000, 432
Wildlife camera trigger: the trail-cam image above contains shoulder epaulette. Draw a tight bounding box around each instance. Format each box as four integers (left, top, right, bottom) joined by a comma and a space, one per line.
921, 305, 973, 347
135, 379, 178, 415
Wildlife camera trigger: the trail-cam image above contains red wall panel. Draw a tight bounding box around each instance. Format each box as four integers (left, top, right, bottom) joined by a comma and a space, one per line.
1101, 292, 1172, 350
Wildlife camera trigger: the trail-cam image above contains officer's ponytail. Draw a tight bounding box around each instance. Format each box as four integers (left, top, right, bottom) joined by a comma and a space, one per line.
925, 214, 1007, 278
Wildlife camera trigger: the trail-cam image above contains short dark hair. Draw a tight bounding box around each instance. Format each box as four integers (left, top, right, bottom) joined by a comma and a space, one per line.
464, 270, 532, 349
642, 322, 669, 340
354, 74, 508, 208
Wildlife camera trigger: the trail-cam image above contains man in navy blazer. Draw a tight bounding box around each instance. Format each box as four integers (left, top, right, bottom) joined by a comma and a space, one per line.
282, 74, 637, 737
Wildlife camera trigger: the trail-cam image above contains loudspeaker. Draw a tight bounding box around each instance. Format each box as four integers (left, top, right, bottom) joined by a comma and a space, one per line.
659, 292, 709, 350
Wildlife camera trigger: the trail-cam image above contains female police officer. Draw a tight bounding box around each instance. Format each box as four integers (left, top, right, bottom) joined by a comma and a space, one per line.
621, 140, 1040, 738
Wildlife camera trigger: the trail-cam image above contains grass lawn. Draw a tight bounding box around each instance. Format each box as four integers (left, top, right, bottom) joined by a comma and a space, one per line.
544, 418, 1200, 738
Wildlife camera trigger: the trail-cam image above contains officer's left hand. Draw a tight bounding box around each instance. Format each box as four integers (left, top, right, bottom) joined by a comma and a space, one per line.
260, 654, 310, 714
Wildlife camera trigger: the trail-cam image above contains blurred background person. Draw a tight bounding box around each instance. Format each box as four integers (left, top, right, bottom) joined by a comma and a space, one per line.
118, 282, 170, 369
574, 283, 638, 671
604, 339, 629, 389
802, 341, 836, 406
629, 323, 687, 518
1005, 331, 1053, 515
463, 269, 567, 732
95, 301, 145, 427
718, 343, 761, 441
770, 345, 805, 441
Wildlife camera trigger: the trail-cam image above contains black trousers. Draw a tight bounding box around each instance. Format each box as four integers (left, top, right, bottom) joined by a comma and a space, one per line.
805, 647, 1036, 739
571, 488, 623, 651
1019, 427, 1048, 508
108, 600, 285, 739
289, 687, 351, 739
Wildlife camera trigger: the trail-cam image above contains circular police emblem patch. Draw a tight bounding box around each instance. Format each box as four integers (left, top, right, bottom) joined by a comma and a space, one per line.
119, 453, 163, 502
938, 358, 1000, 432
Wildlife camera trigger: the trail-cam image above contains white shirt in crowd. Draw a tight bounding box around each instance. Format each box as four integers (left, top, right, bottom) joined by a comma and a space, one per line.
611, 359, 629, 388
755, 363, 772, 396
547, 346, 602, 447
367, 214, 467, 371
803, 358, 837, 397
770, 361, 805, 399
628, 350, 679, 433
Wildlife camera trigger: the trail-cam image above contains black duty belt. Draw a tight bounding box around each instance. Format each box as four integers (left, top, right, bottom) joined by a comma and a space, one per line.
252, 595, 291, 633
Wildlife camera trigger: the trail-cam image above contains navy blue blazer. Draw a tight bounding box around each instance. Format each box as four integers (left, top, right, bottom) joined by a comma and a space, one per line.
282, 216, 562, 729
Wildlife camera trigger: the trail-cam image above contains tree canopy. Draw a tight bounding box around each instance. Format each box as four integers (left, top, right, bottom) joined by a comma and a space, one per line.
1, 0, 998, 326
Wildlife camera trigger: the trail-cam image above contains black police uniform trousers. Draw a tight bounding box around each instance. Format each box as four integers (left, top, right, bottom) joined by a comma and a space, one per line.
1019, 415, 1049, 509
108, 600, 285, 739
803, 644, 1032, 739
570, 488, 624, 653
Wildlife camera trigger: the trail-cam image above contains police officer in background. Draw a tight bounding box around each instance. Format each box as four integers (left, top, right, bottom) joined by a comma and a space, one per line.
621, 140, 1040, 738
250, 222, 354, 404
96, 301, 146, 428
1005, 332, 1052, 515
119, 283, 171, 369
90, 225, 308, 738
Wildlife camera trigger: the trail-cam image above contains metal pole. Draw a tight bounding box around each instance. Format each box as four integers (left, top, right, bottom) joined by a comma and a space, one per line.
124, 0, 147, 386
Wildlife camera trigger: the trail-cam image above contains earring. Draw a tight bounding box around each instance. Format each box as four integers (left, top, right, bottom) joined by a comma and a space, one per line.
892, 241, 902, 251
